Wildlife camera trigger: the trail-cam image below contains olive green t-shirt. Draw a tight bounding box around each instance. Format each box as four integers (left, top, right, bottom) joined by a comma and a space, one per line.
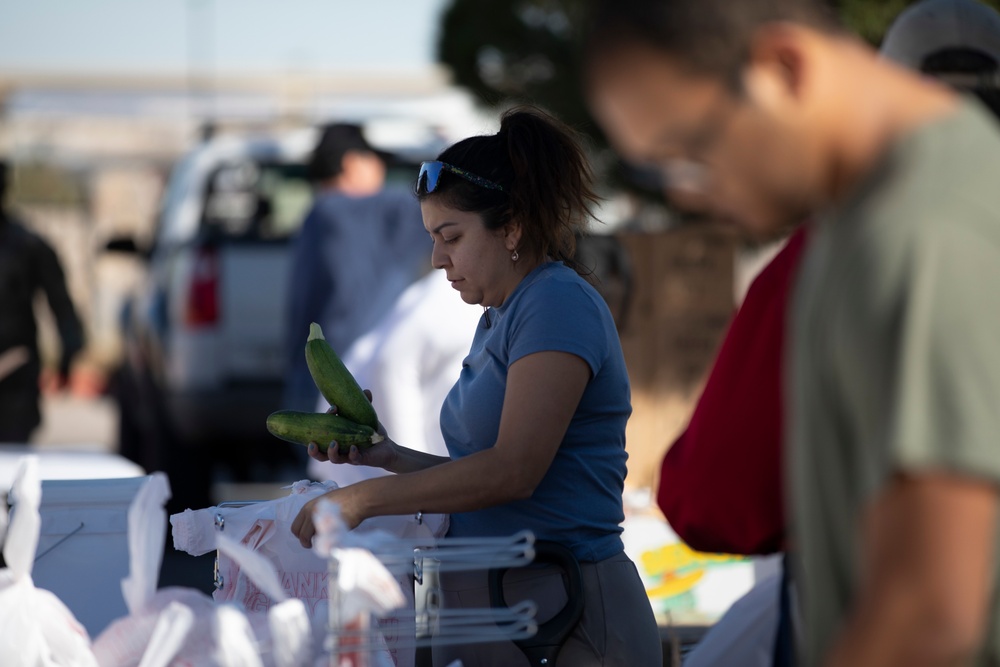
790, 98, 1000, 666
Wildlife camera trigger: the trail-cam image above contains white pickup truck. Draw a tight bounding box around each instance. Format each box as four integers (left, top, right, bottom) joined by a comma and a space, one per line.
112, 124, 447, 512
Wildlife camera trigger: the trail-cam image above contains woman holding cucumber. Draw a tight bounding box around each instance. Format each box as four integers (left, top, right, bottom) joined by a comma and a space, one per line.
291, 106, 661, 666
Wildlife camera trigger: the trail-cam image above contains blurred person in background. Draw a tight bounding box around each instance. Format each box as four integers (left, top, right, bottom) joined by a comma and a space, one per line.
0, 160, 84, 443
881, 0, 1000, 116
293, 107, 662, 666
283, 122, 430, 414
586, 0, 1000, 665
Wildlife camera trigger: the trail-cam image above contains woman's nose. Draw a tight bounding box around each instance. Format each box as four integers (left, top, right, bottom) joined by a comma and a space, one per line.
431, 242, 449, 270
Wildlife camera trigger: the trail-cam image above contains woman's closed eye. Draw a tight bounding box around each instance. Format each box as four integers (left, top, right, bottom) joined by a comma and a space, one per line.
443, 235, 460, 245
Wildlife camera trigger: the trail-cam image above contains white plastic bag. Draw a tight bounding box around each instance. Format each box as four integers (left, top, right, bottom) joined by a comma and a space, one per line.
92, 472, 267, 667
121, 472, 172, 617
311, 500, 407, 624
216, 534, 314, 667
94, 587, 265, 667
0, 455, 98, 667
311, 500, 407, 667
171, 480, 447, 667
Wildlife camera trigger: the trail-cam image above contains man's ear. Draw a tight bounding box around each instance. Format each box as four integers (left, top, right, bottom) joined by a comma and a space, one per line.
742, 22, 812, 109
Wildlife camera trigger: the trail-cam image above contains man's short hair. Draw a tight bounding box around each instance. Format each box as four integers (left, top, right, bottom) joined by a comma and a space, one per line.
585, 0, 843, 87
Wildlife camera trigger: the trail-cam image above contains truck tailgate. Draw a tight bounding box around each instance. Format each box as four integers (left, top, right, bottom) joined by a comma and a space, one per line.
219, 242, 290, 381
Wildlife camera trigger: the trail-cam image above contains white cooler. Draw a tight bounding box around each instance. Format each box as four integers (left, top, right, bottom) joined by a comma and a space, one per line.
0, 446, 144, 494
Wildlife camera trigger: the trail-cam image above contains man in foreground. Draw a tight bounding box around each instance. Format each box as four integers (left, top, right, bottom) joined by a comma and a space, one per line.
587, 1, 1000, 665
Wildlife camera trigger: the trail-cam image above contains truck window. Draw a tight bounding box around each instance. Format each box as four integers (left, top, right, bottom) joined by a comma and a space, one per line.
202, 161, 312, 240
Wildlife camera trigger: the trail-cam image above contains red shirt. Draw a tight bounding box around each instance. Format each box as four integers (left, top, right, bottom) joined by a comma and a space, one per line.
657, 227, 808, 556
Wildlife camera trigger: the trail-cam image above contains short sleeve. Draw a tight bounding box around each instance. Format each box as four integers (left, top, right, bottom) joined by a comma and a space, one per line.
887, 224, 1000, 480
507, 279, 609, 377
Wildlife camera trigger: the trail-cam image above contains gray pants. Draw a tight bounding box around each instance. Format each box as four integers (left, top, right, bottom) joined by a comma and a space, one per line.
431, 550, 662, 667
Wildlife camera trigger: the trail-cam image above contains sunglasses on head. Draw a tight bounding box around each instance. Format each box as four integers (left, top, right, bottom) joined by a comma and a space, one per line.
414, 161, 504, 196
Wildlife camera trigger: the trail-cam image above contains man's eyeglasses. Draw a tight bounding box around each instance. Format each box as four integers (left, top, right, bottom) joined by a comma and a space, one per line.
415, 161, 504, 196
660, 159, 712, 196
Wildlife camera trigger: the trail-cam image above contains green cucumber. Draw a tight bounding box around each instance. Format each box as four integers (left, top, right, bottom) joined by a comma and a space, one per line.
266, 410, 383, 454
304, 323, 379, 430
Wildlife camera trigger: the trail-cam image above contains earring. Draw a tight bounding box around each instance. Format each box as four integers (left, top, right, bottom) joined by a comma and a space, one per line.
511, 249, 519, 262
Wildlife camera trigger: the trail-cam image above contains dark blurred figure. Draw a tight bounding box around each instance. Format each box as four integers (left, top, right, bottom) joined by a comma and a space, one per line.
0, 161, 84, 443
283, 123, 430, 413
882, 0, 1000, 116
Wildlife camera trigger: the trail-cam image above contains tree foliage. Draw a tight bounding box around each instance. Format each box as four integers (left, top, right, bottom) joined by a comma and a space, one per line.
437, 0, 1000, 143
437, 0, 597, 137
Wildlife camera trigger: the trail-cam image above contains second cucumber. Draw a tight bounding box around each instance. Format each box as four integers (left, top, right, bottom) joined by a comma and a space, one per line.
266, 410, 384, 454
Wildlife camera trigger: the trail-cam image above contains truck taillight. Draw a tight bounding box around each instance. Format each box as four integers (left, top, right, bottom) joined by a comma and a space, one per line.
185, 246, 219, 326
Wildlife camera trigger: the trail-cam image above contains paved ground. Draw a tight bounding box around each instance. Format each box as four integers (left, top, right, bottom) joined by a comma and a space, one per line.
34, 393, 118, 450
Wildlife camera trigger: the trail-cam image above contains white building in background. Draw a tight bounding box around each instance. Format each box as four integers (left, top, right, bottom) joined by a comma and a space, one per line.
0, 67, 496, 165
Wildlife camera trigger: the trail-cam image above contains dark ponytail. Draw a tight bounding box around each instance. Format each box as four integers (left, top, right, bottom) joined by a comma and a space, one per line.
418, 106, 600, 270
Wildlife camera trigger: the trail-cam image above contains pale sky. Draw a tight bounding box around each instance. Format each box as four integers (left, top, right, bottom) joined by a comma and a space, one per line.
0, 0, 451, 74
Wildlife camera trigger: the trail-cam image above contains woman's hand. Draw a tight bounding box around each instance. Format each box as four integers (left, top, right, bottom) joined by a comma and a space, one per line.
306, 436, 396, 470
308, 390, 397, 470
291, 486, 365, 548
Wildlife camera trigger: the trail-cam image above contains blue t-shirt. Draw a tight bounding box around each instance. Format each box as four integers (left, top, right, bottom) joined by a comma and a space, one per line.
439, 261, 631, 562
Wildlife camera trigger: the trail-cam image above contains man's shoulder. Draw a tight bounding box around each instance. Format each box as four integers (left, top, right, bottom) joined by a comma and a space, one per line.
903, 101, 1000, 225
834, 103, 1000, 273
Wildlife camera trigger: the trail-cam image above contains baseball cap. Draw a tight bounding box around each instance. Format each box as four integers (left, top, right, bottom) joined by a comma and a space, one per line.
881, 0, 1000, 72
308, 123, 387, 182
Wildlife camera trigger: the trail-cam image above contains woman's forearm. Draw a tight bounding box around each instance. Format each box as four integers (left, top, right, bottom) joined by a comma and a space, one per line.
385, 437, 452, 474
352, 446, 528, 519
